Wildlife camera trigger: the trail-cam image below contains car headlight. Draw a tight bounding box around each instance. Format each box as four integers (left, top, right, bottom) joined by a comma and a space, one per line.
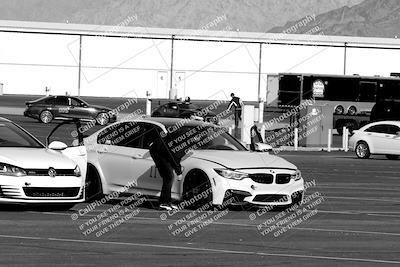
74, 165, 81, 177
214, 169, 249, 180
290, 170, 302, 181
0, 163, 26, 177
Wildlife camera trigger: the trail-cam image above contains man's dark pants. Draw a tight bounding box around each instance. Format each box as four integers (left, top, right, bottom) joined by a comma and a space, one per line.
150, 150, 174, 204
234, 109, 242, 127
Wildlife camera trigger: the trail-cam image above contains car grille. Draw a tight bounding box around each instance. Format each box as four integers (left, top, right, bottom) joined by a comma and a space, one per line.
276, 174, 291, 184
25, 169, 75, 176
0, 185, 22, 198
253, 194, 288, 203
23, 187, 80, 198
249, 173, 273, 184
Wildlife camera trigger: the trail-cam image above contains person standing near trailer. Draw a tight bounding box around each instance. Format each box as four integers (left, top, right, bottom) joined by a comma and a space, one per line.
227, 93, 243, 127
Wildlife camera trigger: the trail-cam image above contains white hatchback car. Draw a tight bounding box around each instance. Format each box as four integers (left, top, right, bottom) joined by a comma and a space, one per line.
84, 117, 304, 207
0, 117, 87, 208
349, 121, 400, 160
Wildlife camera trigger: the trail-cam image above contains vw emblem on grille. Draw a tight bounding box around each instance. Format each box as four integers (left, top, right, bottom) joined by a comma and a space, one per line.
48, 167, 57, 178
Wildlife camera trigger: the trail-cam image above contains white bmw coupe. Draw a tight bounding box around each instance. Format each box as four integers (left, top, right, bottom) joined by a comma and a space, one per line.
349, 121, 400, 160
84, 117, 304, 207
0, 117, 86, 209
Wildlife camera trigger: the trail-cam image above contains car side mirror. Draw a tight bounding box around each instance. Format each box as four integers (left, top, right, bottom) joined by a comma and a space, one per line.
254, 143, 273, 152
49, 141, 68, 150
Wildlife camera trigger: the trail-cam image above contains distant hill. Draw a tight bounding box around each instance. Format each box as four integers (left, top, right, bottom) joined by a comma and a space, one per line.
0, 0, 363, 33
269, 0, 400, 38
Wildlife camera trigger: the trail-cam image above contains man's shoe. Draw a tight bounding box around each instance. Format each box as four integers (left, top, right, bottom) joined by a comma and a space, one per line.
170, 203, 179, 210
159, 203, 173, 211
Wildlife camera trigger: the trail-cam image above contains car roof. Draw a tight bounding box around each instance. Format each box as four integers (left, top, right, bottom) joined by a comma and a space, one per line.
0, 117, 11, 123
362, 120, 400, 129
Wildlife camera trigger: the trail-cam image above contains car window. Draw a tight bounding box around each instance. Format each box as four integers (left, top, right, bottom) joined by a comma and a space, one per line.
387, 125, 400, 135
97, 123, 125, 145
142, 124, 164, 149
365, 125, 389, 134
53, 96, 68, 106
97, 122, 144, 148
44, 97, 57, 105
122, 122, 146, 148
162, 124, 246, 151
0, 122, 43, 148
69, 98, 80, 106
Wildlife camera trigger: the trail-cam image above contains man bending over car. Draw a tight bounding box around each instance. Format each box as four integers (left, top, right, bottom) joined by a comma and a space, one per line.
148, 126, 188, 211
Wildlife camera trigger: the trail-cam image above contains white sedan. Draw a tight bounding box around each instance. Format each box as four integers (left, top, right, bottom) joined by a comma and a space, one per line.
349, 121, 400, 160
0, 117, 87, 208
84, 117, 304, 207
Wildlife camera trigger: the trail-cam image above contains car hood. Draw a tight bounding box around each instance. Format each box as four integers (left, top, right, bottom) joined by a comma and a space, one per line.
191, 150, 297, 170
0, 148, 76, 169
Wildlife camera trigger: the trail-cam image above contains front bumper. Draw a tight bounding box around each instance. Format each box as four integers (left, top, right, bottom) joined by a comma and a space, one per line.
0, 175, 85, 204
23, 109, 38, 119
212, 169, 305, 206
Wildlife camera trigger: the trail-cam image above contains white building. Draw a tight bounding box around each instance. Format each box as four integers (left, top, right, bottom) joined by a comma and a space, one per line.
0, 20, 400, 102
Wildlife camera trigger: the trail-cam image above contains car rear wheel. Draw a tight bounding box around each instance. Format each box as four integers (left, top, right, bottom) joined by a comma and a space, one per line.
183, 170, 213, 209
355, 141, 371, 159
96, 112, 109, 126
386, 155, 399, 160
85, 165, 104, 202
40, 110, 53, 124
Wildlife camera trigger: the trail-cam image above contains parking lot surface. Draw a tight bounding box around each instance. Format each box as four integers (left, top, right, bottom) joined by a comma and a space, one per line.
0, 114, 399, 266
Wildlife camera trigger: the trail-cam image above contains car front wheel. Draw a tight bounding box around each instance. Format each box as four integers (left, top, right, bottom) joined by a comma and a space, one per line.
96, 112, 109, 126
355, 141, 371, 159
40, 110, 53, 124
183, 170, 213, 209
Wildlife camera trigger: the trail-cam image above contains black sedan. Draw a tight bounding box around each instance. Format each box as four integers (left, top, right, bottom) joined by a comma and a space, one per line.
24, 95, 117, 125
151, 102, 218, 123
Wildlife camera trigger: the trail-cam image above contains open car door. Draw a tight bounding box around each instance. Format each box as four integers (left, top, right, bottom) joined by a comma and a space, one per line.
46, 120, 88, 181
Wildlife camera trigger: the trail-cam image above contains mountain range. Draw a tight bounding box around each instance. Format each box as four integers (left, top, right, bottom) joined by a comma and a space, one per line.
1, 0, 399, 38
270, 0, 400, 38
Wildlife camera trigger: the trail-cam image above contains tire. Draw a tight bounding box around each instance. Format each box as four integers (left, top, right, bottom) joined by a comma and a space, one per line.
96, 112, 109, 126
182, 170, 213, 209
39, 110, 53, 124
85, 165, 104, 202
355, 141, 371, 159
386, 155, 399, 160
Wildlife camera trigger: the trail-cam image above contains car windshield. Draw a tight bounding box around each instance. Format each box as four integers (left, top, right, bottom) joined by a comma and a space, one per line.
0, 122, 44, 148
167, 125, 246, 151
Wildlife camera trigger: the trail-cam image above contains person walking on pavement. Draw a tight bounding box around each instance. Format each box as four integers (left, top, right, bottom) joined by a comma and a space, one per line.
227, 93, 244, 127
148, 126, 188, 211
